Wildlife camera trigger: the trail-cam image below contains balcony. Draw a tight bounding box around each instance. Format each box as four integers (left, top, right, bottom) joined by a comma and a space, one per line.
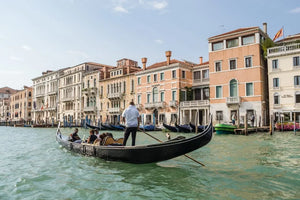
169, 101, 178, 107
180, 100, 209, 108
35, 93, 45, 98
226, 96, 241, 105
268, 43, 300, 57
273, 104, 281, 109
84, 106, 96, 112
61, 96, 74, 102
145, 102, 165, 109
136, 104, 143, 110
48, 90, 57, 96
108, 92, 123, 99
193, 78, 209, 85
108, 107, 121, 113
46, 107, 56, 111
82, 87, 97, 96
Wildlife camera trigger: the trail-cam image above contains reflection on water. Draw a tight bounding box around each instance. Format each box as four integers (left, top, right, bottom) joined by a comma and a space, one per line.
0, 127, 299, 200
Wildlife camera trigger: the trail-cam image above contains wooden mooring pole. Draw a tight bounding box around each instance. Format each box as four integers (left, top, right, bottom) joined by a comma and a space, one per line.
269, 114, 273, 135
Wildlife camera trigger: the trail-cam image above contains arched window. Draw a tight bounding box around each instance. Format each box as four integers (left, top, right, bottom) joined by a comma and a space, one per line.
153, 87, 158, 102
87, 97, 89, 107
274, 93, 280, 104
87, 80, 90, 88
230, 79, 238, 97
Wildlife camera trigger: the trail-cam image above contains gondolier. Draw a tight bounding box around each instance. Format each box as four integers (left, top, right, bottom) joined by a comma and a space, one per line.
122, 101, 140, 146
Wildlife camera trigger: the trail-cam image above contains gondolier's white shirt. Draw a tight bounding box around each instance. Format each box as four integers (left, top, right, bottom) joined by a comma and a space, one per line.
122, 105, 140, 127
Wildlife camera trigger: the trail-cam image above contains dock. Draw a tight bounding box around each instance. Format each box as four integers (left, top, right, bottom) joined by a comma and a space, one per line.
234, 126, 270, 135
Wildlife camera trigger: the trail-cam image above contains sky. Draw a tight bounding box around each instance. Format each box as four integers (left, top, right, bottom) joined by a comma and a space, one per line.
0, 0, 299, 90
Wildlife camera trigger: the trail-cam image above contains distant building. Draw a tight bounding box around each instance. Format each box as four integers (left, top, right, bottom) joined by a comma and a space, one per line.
267, 33, 300, 122
0, 87, 17, 121
208, 24, 270, 126
32, 70, 61, 124
0, 87, 17, 100
9, 86, 32, 122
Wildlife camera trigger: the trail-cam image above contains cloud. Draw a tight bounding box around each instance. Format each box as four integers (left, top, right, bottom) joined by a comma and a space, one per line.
22, 45, 32, 51
114, 6, 129, 13
154, 39, 164, 44
150, 1, 168, 10
289, 7, 300, 14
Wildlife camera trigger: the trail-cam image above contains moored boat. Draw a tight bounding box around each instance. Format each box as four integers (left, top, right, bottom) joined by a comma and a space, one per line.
110, 124, 125, 131
56, 120, 213, 164
214, 123, 236, 134
175, 123, 192, 133
86, 123, 108, 130
163, 123, 179, 132
189, 123, 206, 133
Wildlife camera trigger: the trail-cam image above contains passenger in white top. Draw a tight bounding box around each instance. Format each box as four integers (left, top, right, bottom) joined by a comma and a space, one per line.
122, 101, 140, 146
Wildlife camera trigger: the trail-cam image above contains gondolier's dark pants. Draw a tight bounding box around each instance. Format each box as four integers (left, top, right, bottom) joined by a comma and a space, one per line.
123, 127, 137, 146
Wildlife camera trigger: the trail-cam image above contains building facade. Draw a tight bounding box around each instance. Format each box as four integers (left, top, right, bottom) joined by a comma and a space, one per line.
136, 51, 194, 126
208, 24, 269, 126
32, 70, 61, 124
180, 57, 210, 125
99, 58, 140, 125
0, 87, 17, 122
9, 86, 32, 123
267, 33, 300, 122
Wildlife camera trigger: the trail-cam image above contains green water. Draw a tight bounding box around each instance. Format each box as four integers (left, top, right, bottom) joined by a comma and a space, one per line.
0, 127, 299, 200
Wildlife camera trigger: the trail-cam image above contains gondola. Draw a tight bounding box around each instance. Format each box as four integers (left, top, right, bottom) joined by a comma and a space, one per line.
56, 119, 213, 164
139, 124, 156, 131
100, 123, 115, 130
109, 124, 125, 131
189, 123, 205, 133
86, 123, 107, 130
163, 123, 179, 132
175, 123, 193, 133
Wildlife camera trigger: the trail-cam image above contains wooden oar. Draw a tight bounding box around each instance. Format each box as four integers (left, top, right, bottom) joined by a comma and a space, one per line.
138, 128, 205, 166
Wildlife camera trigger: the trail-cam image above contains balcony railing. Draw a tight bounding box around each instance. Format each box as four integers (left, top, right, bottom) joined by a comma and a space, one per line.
226, 96, 241, 105
273, 104, 281, 109
145, 102, 165, 109
61, 96, 74, 102
48, 91, 57, 96
84, 106, 96, 112
193, 78, 209, 84
180, 100, 209, 107
108, 107, 121, 113
136, 104, 143, 110
35, 93, 45, 98
169, 101, 178, 107
268, 43, 300, 57
46, 107, 56, 111
108, 92, 123, 99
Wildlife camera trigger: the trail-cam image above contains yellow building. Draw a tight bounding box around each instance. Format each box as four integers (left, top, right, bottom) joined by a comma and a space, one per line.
10, 86, 32, 123
99, 58, 141, 124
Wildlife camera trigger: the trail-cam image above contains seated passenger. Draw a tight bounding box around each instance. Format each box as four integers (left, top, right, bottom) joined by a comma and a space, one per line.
87, 129, 97, 144
69, 128, 81, 143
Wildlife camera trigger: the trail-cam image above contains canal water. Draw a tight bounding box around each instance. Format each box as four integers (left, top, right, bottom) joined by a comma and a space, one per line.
0, 127, 299, 200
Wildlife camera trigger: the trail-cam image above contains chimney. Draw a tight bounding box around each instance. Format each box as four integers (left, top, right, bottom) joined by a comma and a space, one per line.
103, 67, 107, 79
263, 22, 267, 34
199, 56, 203, 64
165, 51, 172, 65
141, 57, 147, 70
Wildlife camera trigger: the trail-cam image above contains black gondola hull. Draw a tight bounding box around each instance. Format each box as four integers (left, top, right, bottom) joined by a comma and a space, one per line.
56, 122, 213, 164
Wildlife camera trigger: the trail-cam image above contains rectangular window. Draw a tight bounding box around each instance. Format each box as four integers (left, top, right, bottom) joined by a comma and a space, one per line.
212, 41, 223, 51
246, 83, 253, 96
294, 76, 300, 86
216, 86, 222, 98
293, 56, 300, 67
215, 61, 222, 72
138, 77, 141, 85
160, 92, 165, 102
147, 94, 151, 103
182, 71, 186, 79
194, 71, 201, 80
172, 70, 176, 78
203, 88, 209, 100
137, 95, 141, 104
180, 91, 186, 101
272, 59, 278, 69
242, 35, 255, 45
147, 75, 151, 83
296, 93, 300, 103
273, 78, 279, 88
159, 114, 166, 123
245, 56, 252, 68
202, 69, 209, 79
154, 74, 157, 82
274, 94, 279, 105
172, 91, 176, 101
131, 80, 134, 92
160, 72, 164, 81
229, 59, 237, 70
226, 38, 238, 48
216, 111, 223, 120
